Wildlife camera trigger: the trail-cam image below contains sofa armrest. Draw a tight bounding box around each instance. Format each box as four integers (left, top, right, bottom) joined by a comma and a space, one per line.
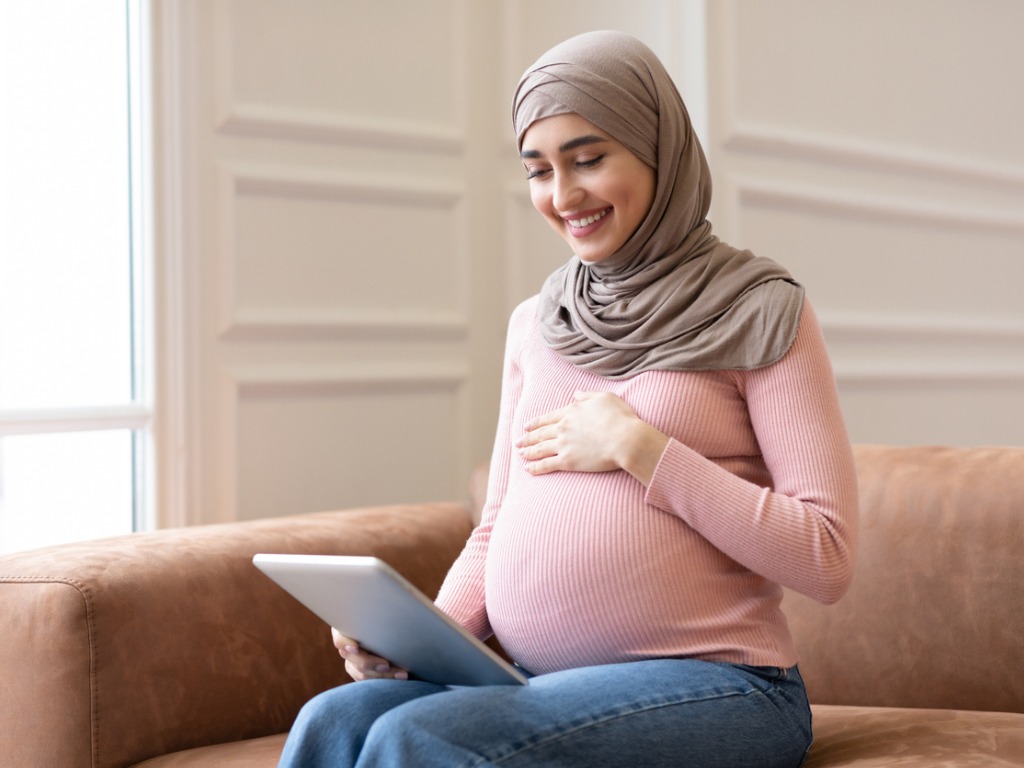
0, 502, 472, 768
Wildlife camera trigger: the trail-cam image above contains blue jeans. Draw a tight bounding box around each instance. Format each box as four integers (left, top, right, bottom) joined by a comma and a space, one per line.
278, 659, 812, 767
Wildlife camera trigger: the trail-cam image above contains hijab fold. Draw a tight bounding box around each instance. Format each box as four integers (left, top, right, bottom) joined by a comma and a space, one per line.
513, 31, 804, 377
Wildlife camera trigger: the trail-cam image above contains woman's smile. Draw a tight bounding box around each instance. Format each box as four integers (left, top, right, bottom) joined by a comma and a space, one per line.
565, 207, 611, 234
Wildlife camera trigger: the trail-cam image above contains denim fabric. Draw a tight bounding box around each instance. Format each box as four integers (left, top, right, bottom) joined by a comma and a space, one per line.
278, 659, 812, 768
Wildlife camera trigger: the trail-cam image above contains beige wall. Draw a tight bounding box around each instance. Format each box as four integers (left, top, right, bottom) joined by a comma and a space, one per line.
707, 1, 1024, 448
151, 0, 1023, 526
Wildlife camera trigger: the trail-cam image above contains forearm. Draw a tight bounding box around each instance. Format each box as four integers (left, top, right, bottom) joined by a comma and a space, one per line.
645, 302, 858, 602
646, 438, 856, 603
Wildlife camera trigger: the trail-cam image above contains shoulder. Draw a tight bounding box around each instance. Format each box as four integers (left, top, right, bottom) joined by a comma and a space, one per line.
498, 295, 542, 367
508, 294, 541, 337
745, 295, 834, 391
511, 294, 540, 320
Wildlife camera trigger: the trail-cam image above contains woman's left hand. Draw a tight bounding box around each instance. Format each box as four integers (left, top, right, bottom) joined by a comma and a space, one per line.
516, 391, 668, 485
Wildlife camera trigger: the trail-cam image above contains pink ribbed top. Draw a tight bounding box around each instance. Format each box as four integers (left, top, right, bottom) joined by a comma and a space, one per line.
435, 296, 858, 675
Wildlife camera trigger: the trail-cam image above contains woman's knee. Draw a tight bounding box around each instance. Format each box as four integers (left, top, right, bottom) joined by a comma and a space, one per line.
295, 680, 440, 733
290, 684, 354, 735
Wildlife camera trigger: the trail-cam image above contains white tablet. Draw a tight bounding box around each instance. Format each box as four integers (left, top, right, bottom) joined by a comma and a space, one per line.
252, 554, 528, 687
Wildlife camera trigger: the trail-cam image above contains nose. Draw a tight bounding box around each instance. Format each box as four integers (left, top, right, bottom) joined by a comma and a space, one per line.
552, 171, 585, 213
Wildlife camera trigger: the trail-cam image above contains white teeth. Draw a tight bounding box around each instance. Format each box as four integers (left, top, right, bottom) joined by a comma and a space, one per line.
568, 209, 608, 228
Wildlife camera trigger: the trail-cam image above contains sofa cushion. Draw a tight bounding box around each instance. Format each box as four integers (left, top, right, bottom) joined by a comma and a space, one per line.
806, 705, 1024, 766
131, 734, 286, 767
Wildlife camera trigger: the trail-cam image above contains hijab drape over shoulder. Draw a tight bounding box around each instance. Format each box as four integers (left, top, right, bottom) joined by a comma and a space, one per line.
513, 31, 804, 377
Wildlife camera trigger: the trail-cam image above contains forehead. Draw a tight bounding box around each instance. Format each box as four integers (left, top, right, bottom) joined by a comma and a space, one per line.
520, 113, 610, 151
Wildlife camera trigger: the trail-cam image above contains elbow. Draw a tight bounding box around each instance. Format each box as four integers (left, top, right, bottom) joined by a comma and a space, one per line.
809, 549, 856, 605
808, 509, 858, 604
813, 575, 852, 605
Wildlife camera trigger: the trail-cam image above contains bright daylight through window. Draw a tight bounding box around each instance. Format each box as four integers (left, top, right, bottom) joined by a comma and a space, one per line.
0, 1, 149, 554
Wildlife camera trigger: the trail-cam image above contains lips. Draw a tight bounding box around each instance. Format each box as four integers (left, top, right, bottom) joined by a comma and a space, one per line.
564, 207, 610, 234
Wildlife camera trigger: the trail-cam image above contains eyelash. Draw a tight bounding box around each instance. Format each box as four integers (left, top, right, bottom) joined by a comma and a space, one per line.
526, 154, 605, 180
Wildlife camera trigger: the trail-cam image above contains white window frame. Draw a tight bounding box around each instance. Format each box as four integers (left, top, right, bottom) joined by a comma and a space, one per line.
0, 0, 156, 537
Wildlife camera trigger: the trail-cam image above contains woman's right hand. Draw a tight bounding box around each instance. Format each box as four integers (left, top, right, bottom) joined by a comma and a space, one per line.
331, 628, 409, 681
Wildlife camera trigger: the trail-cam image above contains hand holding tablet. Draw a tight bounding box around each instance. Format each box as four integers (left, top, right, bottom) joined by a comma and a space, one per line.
332, 628, 408, 681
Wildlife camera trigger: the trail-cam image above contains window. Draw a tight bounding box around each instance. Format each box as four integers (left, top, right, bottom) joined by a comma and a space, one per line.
0, 1, 150, 554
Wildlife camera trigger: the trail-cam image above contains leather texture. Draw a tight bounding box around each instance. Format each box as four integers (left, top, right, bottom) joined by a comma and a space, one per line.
0, 502, 471, 768
3, 445, 1022, 767
806, 705, 1024, 766
132, 735, 287, 767
783, 445, 1024, 714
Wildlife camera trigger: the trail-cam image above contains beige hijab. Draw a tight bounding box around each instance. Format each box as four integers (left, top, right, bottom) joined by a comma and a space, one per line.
513, 31, 804, 377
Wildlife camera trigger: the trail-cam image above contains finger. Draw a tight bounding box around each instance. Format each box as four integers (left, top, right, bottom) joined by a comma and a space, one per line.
345, 656, 408, 681
332, 628, 355, 651
523, 455, 562, 476
344, 657, 367, 681
517, 424, 560, 449
520, 442, 559, 462
523, 405, 571, 432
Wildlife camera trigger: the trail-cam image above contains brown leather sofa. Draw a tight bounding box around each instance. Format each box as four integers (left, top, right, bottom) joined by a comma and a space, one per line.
2, 445, 1022, 767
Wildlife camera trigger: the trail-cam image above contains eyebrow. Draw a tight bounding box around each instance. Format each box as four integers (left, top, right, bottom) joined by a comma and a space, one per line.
520, 134, 608, 159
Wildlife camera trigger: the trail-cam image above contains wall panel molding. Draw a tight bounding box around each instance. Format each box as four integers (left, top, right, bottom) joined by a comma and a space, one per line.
833, 363, 1024, 388
216, 102, 466, 155
211, 0, 467, 153
230, 363, 471, 399
732, 176, 1024, 236
819, 311, 1024, 344
725, 124, 1024, 193
221, 310, 467, 343
216, 162, 471, 341
819, 311, 1024, 388
226, 162, 465, 206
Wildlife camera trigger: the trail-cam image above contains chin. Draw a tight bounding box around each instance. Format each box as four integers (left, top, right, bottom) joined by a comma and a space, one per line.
574, 249, 614, 264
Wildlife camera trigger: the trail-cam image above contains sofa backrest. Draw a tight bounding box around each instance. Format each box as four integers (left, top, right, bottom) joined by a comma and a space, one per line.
783, 444, 1024, 714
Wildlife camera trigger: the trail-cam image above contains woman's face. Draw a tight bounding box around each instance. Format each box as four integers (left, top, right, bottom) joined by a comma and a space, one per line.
521, 113, 655, 265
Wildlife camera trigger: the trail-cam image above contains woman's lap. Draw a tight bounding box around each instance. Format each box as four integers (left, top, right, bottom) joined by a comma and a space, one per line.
279, 659, 812, 768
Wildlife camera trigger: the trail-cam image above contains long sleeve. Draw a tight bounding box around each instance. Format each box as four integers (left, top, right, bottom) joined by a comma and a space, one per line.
645, 300, 858, 604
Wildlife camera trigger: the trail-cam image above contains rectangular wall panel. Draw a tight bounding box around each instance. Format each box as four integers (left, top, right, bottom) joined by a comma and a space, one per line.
727, 0, 1024, 167
226, 168, 465, 326
221, 0, 465, 140
236, 377, 465, 521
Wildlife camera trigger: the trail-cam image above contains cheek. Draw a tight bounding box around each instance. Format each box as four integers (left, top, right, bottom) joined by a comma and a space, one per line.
529, 186, 548, 216
530, 188, 563, 228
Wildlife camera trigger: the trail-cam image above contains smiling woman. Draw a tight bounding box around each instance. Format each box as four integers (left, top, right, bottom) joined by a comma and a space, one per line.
0, 1, 149, 554
277, 30, 856, 768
